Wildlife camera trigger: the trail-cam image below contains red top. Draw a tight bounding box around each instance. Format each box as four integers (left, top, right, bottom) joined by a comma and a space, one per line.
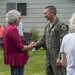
3, 24, 28, 66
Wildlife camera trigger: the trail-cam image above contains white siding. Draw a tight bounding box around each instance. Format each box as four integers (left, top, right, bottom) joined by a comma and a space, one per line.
0, 0, 75, 34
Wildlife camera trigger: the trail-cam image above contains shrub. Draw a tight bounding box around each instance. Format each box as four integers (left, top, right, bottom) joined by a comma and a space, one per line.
31, 29, 41, 42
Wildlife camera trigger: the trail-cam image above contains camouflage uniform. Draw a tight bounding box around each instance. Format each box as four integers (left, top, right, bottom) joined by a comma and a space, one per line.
36, 17, 69, 75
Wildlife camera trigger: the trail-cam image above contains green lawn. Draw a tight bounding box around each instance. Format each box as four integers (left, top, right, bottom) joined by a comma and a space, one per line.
0, 48, 46, 75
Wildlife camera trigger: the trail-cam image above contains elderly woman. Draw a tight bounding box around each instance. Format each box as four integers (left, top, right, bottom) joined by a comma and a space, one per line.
60, 12, 75, 75
3, 10, 35, 75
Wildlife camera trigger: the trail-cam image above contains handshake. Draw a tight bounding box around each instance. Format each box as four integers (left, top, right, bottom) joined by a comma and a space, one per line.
27, 41, 37, 50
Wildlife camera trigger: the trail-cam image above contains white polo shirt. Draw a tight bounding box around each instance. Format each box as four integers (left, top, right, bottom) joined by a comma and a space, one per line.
17, 21, 24, 37
60, 33, 75, 75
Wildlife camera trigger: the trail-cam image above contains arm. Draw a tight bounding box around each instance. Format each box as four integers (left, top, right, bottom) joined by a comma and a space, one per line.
12, 28, 35, 51
56, 23, 68, 67
58, 23, 69, 58
59, 23, 69, 45
22, 41, 36, 51
35, 34, 46, 50
61, 52, 67, 67
35, 25, 48, 50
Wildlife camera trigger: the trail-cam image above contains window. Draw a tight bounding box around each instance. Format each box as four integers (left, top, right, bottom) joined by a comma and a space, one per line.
6, 3, 16, 13
6, 3, 27, 16
17, 3, 27, 15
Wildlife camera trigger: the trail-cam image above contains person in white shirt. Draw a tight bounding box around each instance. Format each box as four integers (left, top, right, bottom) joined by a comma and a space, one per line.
17, 20, 27, 45
60, 12, 75, 75
17, 21, 24, 37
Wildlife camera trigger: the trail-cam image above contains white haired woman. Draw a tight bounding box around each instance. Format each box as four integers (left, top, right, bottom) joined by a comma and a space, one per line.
60, 12, 75, 75
3, 10, 36, 75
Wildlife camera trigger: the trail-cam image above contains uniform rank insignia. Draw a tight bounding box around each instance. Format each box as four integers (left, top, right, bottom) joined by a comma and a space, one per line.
61, 25, 66, 30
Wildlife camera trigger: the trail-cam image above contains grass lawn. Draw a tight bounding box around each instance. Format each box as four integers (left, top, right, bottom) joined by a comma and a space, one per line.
0, 48, 46, 75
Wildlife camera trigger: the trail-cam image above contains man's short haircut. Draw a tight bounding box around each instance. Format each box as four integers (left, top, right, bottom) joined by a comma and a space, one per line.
45, 5, 57, 15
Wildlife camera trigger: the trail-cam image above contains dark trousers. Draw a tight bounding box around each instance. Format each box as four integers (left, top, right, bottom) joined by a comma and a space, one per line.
10, 65, 24, 75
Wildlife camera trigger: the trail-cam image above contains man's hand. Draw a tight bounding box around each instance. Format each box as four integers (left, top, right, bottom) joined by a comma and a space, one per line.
56, 57, 62, 67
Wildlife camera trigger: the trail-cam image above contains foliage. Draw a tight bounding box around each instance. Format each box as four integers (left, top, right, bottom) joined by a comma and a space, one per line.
31, 29, 41, 42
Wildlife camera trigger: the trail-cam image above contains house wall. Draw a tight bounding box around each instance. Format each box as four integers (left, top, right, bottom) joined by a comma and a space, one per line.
0, 0, 75, 34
